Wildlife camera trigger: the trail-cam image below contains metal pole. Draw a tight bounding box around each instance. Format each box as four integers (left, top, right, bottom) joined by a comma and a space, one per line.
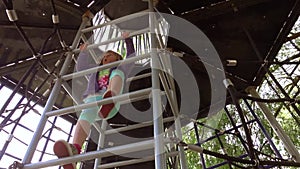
193, 122, 206, 169
22, 139, 155, 169
224, 106, 251, 155
98, 151, 179, 169
243, 98, 283, 159
159, 68, 188, 169
243, 25, 300, 117
46, 88, 152, 117
94, 120, 107, 169
105, 116, 174, 135
215, 131, 233, 169
81, 10, 149, 33
246, 86, 300, 162
38, 117, 58, 161
223, 79, 256, 160
62, 52, 150, 81
0, 95, 26, 132
267, 69, 300, 117
0, 60, 38, 117
200, 118, 256, 144
22, 13, 92, 164
99, 156, 155, 169
158, 51, 188, 168
74, 28, 150, 53
149, 0, 167, 168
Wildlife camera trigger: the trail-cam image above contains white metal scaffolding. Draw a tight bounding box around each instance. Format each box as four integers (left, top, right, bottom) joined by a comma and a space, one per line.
18, 1, 187, 169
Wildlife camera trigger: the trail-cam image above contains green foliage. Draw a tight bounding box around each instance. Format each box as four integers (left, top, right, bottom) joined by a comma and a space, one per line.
181, 17, 300, 168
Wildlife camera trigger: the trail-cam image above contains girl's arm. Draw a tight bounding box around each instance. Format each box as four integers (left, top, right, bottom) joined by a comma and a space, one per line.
118, 33, 136, 75
125, 37, 135, 59
76, 44, 98, 71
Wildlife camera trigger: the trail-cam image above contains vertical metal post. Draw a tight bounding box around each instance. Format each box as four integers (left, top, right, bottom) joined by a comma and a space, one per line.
159, 52, 187, 169
149, 0, 167, 168
22, 13, 92, 164
94, 120, 108, 169
174, 118, 188, 169
246, 86, 300, 162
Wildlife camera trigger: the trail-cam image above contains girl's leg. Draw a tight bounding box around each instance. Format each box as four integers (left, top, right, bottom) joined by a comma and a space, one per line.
108, 75, 123, 94
53, 122, 86, 169
73, 95, 101, 146
54, 95, 101, 169
73, 119, 91, 146
99, 69, 124, 119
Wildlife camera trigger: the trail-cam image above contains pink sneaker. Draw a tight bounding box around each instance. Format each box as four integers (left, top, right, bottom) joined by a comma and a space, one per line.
98, 90, 116, 118
53, 140, 81, 169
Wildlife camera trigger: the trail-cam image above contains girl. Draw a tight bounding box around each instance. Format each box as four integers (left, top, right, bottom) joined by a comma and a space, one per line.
53, 32, 135, 169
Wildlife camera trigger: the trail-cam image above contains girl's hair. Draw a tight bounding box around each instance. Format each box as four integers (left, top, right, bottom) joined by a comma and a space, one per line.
99, 50, 123, 65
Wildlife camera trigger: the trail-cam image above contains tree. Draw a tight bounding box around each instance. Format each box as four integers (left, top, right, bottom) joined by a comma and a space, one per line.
181, 18, 300, 169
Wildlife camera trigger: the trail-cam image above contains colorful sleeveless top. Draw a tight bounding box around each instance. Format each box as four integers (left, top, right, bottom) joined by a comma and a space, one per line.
98, 69, 110, 91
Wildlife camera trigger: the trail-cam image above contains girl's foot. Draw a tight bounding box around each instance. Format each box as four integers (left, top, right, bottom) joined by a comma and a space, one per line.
53, 140, 81, 169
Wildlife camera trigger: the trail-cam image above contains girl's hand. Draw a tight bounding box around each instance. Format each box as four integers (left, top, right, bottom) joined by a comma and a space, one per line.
121, 32, 130, 39
79, 43, 88, 51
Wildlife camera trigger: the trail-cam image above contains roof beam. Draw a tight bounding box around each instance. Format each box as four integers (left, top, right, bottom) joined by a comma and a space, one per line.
181, 0, 272, 22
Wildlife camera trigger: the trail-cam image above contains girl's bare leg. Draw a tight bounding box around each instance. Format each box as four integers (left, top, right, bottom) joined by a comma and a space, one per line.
108, 75, 122, 94
98, 75, 123, 118
73, 120, 90, 146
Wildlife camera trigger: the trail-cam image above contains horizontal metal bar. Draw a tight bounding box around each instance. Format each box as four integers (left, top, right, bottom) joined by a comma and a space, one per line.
105, 116, 175, 135
62, 52, 151, 81
74, 28, 150, 53
99, 155, 154, 169
127, 72, 152, 82
94, 90, 166, 133
22, 139, 155, 169
118, 90, 153, 105
91, 89, 163, 133
81, 10, 149, 33
98, 151, 179, 169
46, 88, 152, 117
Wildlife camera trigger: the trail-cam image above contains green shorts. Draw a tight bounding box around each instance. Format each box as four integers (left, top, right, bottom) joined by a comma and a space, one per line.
78, 69, 124, 123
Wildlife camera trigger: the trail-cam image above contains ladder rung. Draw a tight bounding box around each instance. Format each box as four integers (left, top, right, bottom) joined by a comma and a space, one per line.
99, 156, 154, 169
62, 52, 151, 81
22, 139, 155, 169
73, 28, 150, 53
105, 116, 175, 135
81, 9, 150, 33
46, 88, 152, 117
98, 151, 179, 169
127, 72, 151, 82
94, 92, 163, 134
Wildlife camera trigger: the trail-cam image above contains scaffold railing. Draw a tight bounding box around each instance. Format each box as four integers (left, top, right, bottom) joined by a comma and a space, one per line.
11, 1, 188, 169
2, 1, 300, 169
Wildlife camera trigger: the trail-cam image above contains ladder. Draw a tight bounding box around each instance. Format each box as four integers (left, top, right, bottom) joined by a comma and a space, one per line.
15, 1, 188, 169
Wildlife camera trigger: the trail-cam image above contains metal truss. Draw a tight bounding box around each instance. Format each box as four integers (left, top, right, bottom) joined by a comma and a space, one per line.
180, 17, 300, 169
0, 0, 299, 169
